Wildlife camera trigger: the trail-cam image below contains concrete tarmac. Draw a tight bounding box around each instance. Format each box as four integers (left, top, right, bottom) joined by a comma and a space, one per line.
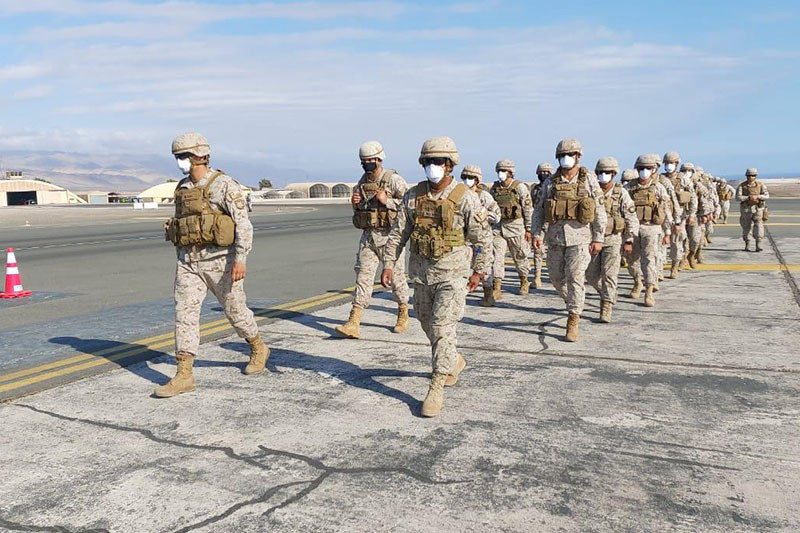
0, 201, 799, 531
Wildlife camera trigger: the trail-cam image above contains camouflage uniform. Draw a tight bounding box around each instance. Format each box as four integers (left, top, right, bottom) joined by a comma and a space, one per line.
586, 182, 638, 306
625, 177, 673, 289
736, 169, 770, 251
665, 162, 697, 272
475, 187, 501, 288
686, 168, 714, 262
717, 180, 735, 223
352, 169, 410, 309
532, 168, 606, 316
385, 179, 491, 376
656, 173, 682, 279
701, 173, 720, 243
531, 161, 553, 286
490, 164, 533, 288
174, 169, 259, 356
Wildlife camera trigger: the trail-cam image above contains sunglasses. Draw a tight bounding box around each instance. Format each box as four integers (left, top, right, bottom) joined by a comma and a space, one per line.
422, 157, 448, 167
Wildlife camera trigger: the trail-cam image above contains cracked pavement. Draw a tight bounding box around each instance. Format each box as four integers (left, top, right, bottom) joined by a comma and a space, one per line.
1, 234, 799, 532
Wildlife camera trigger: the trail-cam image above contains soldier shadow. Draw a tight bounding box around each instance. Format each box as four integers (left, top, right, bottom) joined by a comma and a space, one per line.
458, 314, 565, 341
219, 342, 429, 416
49, 336, 173, 385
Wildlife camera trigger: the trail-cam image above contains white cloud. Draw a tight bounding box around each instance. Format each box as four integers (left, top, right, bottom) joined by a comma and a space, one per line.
12, 84, 52, 100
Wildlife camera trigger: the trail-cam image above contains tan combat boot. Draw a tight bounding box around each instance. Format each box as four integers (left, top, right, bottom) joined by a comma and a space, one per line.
679, 255, 689, 270
480, 285, 495, 307
334, 306, 363, 339
620, 256, 628, 268
668, 265, 678, 279
630, 279, 643, 299
565, 312, 579, 342
421, 373, 447, 417
599, 301, 613, 323
393, 303, 410, 333
533, 270, 542, 289
755, 240, 763, 252
519, 275, 530, 296
154, 352, 195, 398
695, 248, 704, 264
445, 354, 467, 386
493, 278, 503, 301
245, 336, 269, 375
644, 285, 656, 307
687, 252, 696, 269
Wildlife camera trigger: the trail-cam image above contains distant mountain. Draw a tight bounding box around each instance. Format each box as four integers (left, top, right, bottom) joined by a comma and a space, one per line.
0, 150, 313, 192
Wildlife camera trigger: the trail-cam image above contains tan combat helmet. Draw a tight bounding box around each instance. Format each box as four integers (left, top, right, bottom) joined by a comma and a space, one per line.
621, 169, 637, 182
650, 153, 662, 170
171, 132, 210, 157
418, 136, 460, 166
634, 154, 659, 169
595, 157, 620, 175
536, 162, 554, 175
359, 140, 385, 161
746, 167, 759, 177
495, 159, 516, 174
680, 162, 695, 173
555, 138, 583, 157
663, 151, 681, 164
461, 164, 483, 183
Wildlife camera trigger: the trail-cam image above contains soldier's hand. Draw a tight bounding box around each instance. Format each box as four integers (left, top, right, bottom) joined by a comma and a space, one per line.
749, 195, 758, 203
688, 215, 695, 225
467, 273, 482, 292
701, 215, 708, 224
231, 262, 246, 282
663, 234, 671, 245
533, 236, 543, 250
381, 268, 393, 288
589, 241, 603, 256
622, 242, 633, 254
352, 191, 362, 206
374, 190, 388, 205
524, 231, 532, 243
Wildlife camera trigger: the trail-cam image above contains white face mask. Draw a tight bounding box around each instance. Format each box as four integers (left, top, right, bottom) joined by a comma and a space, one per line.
463, 178, 476, 188
176, 157, 192, 174
684, 170, 693, 179
425, 164, 445, 183
597, 172, 612, 184
498, 170, 508, 181
559, 155, 576, 170
638, 168, 652, 180
664, 163, 676, 173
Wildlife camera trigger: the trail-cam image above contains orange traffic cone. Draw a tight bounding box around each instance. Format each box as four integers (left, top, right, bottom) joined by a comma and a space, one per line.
0, 248, 32, 299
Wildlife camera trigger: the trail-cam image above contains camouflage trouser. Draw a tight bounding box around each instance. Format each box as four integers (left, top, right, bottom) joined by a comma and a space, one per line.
175, 254, 259, 357
721, 200, 731, 222
705, 218, 715, 241
628, 224, 663, 286
547, 243, 591, 315
471, 244, 495, 289
413, 277, 467, 375
533, 244, 546, 276
670, 220, 687, 265
656, 238, 668, 276
586, 236, 622, 304
492, 234, 530, 281
740, 205, 765, 245
686, 217, 704, 254
353, 236, 409, 309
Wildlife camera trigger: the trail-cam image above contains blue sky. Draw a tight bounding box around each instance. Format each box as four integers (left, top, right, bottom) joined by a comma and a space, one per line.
0, 0, 799, 184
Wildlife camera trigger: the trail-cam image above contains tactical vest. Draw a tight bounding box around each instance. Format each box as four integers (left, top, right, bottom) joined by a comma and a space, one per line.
352, 169, 398, 230
601, 183, 626, 236
410, 181, 468, 260
717, 183, 732, 200
669, 175, 692, 207
740, 181, 764, 206
165, 171, 235, 248
544, 167, 596, 225
530, 182, 542, 206
631, 182, 665, 225
491, 180, 523, 221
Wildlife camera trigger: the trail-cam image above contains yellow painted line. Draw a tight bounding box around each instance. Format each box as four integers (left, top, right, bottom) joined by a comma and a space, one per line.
664, 263, 800, 272
764, 223, 800, 226
0, 286, 363, 391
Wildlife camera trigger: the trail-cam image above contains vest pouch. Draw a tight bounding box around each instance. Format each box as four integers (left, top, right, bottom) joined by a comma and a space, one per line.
636, 205, 652, 223
212, 213, 235, 247
762, 207, 769, 221
614, 215, 625, 233
677, 190, 691, 205
652, 203, 666, 225
430, 237, 444, 260
577, 197, 595, 224
165, 218, 178, 243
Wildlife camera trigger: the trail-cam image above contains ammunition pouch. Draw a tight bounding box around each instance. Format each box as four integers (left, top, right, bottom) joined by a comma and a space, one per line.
676, 189, 691, 206
762, 207, 769, 221
545, 182, 595, 225
633, 187, 665, 225
352, 209, 396, 230
409, 182, 468, 260
165, 170, 236, 247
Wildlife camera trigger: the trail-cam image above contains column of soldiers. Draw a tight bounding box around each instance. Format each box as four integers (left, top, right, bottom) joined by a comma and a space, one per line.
158, 132, 768, 419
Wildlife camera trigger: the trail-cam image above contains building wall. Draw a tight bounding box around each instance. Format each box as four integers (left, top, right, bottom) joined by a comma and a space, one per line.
38, 190, 69, 204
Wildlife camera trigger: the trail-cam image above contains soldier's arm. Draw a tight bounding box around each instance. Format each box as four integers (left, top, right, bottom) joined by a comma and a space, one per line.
486, 195, 502, 225
383, 191, 414, 270
735, 185, 746, 203
385, 173, 408, 210
760, 183, 770, 200
518, 182, 534, 229
620, 189, 639, 242
221, 180, 253, 264
463, 193, 492, 275
587, 174, 607, 243
688, 180, 699, 216
658, 185, 673, 234
669, 183, 683, 221
531, 180, 548, 237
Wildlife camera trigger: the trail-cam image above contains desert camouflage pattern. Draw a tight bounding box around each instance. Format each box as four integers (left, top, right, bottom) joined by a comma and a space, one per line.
624, 180, 673, 287
474, 189, 500, 287
736, 181, 770, 247
586, 185, 639, 303
491, 179, 533, 280
548, 244, 592, 315
351, 169, 409, 308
